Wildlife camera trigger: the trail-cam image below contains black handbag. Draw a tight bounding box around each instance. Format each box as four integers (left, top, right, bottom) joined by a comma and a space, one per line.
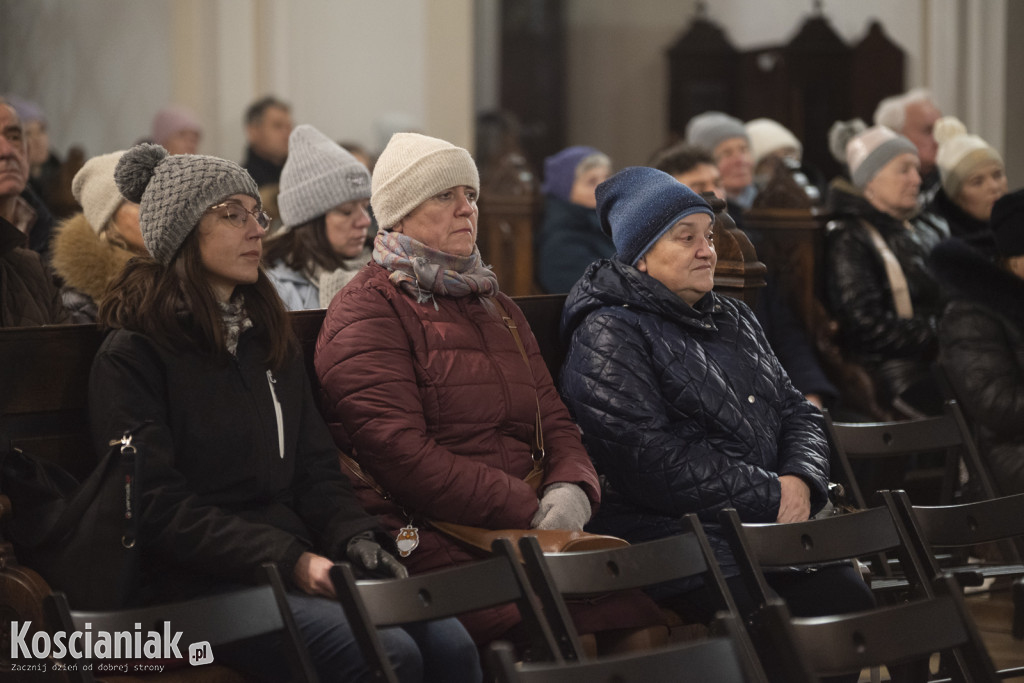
0, 424, 144, 610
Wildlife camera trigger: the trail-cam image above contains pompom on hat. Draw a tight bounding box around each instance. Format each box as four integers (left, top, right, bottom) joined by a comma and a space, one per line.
277, 124, 371, 227
371, 132, 479, 230
114, 144, 259, 265
991, 189, 1024, 258
833, 123, 918, 189
933, 116, 1003, 199
72, 150, 126, 234
596, 166, 715, 266
745, 118, 802, 167
685, 112, 748, 155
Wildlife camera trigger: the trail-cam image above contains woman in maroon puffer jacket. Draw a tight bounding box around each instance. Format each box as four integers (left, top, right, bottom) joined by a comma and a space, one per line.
315, 132, 663, 649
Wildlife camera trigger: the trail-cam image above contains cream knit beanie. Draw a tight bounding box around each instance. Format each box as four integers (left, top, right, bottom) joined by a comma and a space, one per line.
745, 118, 802, 167
371, 132, 479, 229
934, 116, 1003, 198
72, 150, 127, 233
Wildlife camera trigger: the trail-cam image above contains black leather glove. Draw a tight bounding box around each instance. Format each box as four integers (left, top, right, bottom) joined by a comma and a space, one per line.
345, 531, 408, 580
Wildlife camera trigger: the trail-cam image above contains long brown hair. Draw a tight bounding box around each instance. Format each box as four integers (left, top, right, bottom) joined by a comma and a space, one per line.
98, 230, 295, 371
262, 215, 347, 272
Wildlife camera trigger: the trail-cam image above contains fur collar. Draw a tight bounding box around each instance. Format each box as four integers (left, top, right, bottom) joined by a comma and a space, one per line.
931, 237, 1024, 330
51, 213, 137, 301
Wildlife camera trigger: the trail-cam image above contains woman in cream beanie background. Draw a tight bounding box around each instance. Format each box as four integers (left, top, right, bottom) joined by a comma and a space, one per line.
263, 124, 373, 310
50, 149, 147, 322
927, 116, 1008, 252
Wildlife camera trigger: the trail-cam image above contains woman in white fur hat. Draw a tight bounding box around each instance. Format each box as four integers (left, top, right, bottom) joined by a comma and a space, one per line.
50, 150, 147, 322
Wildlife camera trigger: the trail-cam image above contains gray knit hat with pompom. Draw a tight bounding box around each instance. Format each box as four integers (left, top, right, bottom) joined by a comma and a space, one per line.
114, 143, 260, 265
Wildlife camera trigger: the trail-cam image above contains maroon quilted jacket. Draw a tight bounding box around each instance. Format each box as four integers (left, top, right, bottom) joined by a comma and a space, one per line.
314, 262, 600, 641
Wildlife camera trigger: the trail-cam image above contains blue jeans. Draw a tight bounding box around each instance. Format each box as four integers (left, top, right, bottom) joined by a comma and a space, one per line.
218, 591, 482, 683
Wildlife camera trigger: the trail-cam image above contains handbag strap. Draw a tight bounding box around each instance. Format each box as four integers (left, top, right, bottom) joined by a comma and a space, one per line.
491, 297, 545, 466
860, 219, 914, 320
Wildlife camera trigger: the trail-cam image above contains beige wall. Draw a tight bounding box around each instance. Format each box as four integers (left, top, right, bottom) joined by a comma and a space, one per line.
0, 0, 474, 162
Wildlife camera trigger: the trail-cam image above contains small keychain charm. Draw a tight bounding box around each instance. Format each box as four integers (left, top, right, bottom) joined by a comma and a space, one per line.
395, 524, 420, 557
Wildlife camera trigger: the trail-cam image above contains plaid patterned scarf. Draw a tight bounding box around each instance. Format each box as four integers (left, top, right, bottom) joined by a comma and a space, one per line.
373, 231, 499, 308
218, 295, 253, 356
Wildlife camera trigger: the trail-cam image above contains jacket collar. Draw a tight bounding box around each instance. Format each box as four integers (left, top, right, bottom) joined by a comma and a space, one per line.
561, 257, 721, 343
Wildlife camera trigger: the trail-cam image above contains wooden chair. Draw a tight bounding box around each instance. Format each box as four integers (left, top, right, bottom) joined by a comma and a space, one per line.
329, 538, 562, 683
751, 574, 1000, 683
487, 612, 776, 683
884, 489, 1024, 676
517, 513, 758, 669
718, 504, 930, 605
43, 563, 317, 683
823, 399, 997, 510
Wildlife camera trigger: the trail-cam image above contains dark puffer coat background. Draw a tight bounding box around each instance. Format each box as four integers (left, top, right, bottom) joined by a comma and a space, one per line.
932, 238, 1024, 495
559, 258, 830, 586
824, 182, 948, 402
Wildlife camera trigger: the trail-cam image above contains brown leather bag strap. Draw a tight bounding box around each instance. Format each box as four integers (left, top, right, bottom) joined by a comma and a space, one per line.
492, 297, 545, 466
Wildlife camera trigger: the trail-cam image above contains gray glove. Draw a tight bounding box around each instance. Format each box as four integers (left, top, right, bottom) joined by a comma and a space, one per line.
530, 483, 592, 530
345, 532, 409, 579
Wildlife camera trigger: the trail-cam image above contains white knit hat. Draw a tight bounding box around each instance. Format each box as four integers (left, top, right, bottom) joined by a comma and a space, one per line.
934, 116, 1003, 198
745, 118, 802, 167
371, 132, 479, 229
72, 150, 127, 233
277, 124, 371, 227
843, 125, 917, 190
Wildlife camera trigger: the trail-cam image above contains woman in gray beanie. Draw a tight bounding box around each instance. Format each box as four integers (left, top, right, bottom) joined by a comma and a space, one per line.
824, 122, 950, 417
315, 132, 664, 651
50, 150, 147, 323
92, 143, 481, 683
264, 124, 373, 310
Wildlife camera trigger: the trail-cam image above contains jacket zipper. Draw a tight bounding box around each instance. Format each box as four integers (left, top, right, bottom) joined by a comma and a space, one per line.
266, 369, 285, 459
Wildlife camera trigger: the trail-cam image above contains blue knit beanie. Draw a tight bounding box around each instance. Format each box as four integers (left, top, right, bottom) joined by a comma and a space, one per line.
541, 145, 600, 201
597, 166, 716, 266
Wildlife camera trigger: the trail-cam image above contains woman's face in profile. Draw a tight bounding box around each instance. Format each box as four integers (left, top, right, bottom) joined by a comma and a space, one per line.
956, 161, 1007, 222
865, 152, 921, 217
569, 163, 611, 209
325, 199, 371, 258
393, 185, 479, 256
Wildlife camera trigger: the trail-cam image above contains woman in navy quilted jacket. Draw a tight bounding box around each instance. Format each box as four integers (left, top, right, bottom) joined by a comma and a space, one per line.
559, 167, 874, 638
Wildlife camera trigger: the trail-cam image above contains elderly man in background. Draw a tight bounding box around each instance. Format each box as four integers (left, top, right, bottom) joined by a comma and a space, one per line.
874, 88, 943, 203
0, 99, 56, 261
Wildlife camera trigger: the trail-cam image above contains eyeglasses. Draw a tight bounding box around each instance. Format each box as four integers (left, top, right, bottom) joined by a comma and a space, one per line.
206, 201, 271, 229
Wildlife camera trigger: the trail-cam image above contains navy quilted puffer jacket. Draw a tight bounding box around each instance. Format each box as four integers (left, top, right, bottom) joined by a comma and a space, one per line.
559, 258, 830, 584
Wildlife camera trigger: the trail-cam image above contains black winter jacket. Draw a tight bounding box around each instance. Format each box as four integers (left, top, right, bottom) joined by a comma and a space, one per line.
559, 258, 830, 588
927, 189, 995, 256
89, 326, 380, 603
824, 182, 947, 402
932, 239, 1024, 495
535, 195, 615, 294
